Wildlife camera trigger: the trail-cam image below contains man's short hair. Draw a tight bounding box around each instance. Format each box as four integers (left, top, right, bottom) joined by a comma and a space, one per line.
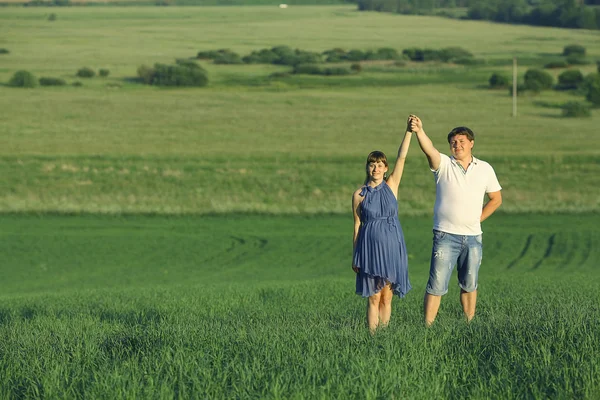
447, 127, 475, 143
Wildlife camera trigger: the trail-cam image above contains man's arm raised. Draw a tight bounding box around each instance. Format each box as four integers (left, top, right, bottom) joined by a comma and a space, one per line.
410, 115, 441, 171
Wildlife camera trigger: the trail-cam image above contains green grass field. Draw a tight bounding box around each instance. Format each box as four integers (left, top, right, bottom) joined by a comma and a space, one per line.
1, 5, 599, 398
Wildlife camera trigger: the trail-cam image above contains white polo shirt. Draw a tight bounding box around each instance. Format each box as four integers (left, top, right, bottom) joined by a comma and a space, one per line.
432, 154, 502, 235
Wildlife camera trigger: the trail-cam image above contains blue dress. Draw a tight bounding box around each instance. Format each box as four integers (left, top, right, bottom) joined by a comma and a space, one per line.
353, 182, 411, 298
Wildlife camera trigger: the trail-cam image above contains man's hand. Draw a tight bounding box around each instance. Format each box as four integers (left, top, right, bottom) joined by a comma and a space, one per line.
409, 114, 423, 133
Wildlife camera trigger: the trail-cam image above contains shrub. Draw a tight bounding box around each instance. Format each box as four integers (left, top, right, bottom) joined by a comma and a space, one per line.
322, 48, 347, 63
99, 69, 110, 77
350, 63, 362, 72
76, 67, 95, 78
213, 51, 243, 65
524, 69, 553, 92
369, 47, 400, 61
175, 59, 205, 70
585, 74, 600, 105
271, 46, 296, 65
8, 70, 37, 88
544, 60, 568, 69
39, 77, 67, 86
438, 47, 473, 62
150, 62, 208, 87
346, 49, 366, 62
48, 13, 57, 21
562, 44, 586, 57
243, 49, 279, 64
402, 48, 444, 62
197, 49, 231, 60
562, 101, 590, 118
0, 48, 9, 54
293, 49, 323, 65
489, 72, 509, 89
137, 64, 155, 84
556, 69, 584, 90
566, 55, 590, 66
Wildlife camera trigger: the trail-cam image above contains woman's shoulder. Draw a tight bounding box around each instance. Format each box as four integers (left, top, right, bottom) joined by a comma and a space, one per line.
353, 186, 365, 197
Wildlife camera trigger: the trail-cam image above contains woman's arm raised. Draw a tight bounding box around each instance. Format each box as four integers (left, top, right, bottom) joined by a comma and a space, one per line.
386, 118, 414, 195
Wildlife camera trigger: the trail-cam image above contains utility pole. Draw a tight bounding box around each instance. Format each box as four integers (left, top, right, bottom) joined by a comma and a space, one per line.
512, 57, 517, 117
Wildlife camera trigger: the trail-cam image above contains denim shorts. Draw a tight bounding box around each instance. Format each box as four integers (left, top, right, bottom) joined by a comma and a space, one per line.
426, 230, 483, 296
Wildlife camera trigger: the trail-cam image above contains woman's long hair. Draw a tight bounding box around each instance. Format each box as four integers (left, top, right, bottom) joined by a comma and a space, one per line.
363, 151, 388, 185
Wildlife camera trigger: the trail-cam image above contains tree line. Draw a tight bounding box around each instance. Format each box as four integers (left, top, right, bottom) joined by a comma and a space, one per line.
357, 0, 600, 30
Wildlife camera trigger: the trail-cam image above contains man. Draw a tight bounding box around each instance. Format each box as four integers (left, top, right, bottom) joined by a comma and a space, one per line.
410, 115, 502, 326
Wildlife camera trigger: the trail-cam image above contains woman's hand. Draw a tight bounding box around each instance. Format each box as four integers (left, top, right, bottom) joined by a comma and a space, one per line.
352, 265, 359, 273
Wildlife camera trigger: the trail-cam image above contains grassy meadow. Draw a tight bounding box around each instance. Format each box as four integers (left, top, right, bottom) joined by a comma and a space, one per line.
1, 5, 600, 399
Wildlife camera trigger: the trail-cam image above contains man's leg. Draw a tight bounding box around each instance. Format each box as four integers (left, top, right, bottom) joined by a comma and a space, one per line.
457, 234, 483, 322
460, 289, 477, 322
424, 230, 460, 326
424, 293, 441, 327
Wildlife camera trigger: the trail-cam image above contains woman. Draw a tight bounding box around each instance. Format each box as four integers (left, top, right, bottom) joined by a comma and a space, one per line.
352, 116, 414, 333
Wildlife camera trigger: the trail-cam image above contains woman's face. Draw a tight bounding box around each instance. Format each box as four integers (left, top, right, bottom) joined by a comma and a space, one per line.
367, 160, 388, 181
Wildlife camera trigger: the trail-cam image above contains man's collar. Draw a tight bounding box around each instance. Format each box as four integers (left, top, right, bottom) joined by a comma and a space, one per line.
450, 155, 478, 165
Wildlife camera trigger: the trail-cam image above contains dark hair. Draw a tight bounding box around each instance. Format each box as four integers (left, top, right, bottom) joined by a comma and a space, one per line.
364, 151, 388, 184
447, 126, 475, 143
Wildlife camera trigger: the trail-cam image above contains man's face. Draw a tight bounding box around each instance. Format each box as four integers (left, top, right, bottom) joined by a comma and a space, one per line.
449, 134, 474, 160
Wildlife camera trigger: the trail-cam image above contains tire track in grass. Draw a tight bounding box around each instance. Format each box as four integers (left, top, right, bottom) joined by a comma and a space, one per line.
532, 233, 556, 270
506, 234, 534, 269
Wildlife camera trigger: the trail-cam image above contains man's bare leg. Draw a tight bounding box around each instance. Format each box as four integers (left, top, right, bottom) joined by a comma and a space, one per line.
460, 289, 477, 322
424, 293, 441, 327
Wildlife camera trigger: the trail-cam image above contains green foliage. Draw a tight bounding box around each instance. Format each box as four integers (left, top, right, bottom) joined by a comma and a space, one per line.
0, 48, 9, 55
137, 60, 208, 87
566, 55, 590, 66
402, 47, 473, 62
544, 60, 568, 69
489, 72, 509, 89
585, 73, 600, 105
76, 67, 96, 78
151, 63, 208, 87
561, 101, 591, 118
48, 13, 57, 21
242, 49, 280, 64
72, 81, 83, 87
8, 70, 37, 88
350, 62, 362, 72
39, 77, 67, 86
137, 64, 155, 84
196, 49, 232, 60
99, 69, 110, 77
556, 69, 584, 90
562, 44, 586, 57
213, 50, 244, 65
524, 68, 553, 92
322, 48, 347, 62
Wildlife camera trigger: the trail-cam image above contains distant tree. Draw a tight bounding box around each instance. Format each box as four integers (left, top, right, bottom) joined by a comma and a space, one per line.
524, 69, 554, 92
8, 70, 37, 88
563, 44, 586, 57
557, 69, 584, 90
489, 72, 510, 89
